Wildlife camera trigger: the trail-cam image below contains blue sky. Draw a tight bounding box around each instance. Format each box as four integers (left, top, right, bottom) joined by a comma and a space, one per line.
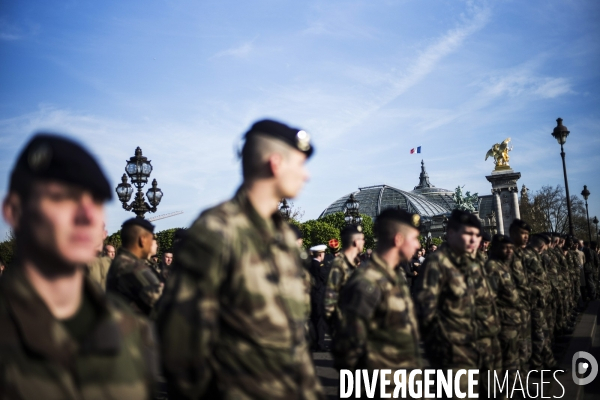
1, 0, 599, 239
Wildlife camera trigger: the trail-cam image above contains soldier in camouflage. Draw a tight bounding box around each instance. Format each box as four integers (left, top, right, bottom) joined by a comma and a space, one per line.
471, 233, 502, 398
508, 219, 532, 375
485, 235, 521, 392
106, 218, 163, 318
156, 119, 324, 399
324, 224, 364, 337
541, 234, 560, 345
0, 134, 158, 399
415, 210, 483, 398
333, 208, 422, 397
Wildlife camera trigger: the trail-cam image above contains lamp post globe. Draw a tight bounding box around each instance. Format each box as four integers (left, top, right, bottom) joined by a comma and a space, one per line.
581, 185, 592, 242
116, 147, 163, 218
279, 198, 292, 221
551, 118, 574, 235
344, 193, 361, 227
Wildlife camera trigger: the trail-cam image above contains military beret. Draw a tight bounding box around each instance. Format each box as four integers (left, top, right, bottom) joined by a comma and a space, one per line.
509, 218, 531, 233
533, 233, 551, 245
377, 208, 421, 229
328, 238, 341, 252
244, 119, 314, 158
341, 225, 363, 237
310, 244, 327, 253
9, 133, 112, 201
122, 218, 155, 234
481, 231, 492, 242
491, 234, 513, 245
290, 224, 303, 240
448, 209, 482, 231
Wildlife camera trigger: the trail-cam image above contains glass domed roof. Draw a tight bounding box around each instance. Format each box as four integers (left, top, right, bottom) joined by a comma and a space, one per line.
319, 184, 450, 220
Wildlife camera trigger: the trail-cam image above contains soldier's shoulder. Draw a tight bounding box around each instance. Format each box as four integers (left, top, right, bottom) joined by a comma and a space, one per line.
105, 293, 154, 332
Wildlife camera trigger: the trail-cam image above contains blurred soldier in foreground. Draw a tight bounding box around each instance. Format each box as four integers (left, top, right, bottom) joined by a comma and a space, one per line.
157, 120, 324, 399
485, 235, 521, 391
106, 218, 163, 317
415, 210, 482, 398
0, 134, 157, 399
333, 209, 422, 393
324, 225, 364, 336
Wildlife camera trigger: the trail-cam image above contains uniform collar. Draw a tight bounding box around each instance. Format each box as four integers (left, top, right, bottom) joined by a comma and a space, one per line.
1, 265, 122, 366
369, 253, 397, 284
233, 186, 286, 245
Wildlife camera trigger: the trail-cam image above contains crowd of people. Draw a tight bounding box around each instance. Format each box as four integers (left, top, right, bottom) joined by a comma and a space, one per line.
0, 119, 599, 400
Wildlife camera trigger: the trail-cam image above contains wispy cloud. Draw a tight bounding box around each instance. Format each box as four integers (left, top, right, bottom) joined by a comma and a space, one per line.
211, 37, 258, 59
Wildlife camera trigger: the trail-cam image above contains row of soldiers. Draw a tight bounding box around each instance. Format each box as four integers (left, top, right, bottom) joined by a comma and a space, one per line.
1, 121, 598, 400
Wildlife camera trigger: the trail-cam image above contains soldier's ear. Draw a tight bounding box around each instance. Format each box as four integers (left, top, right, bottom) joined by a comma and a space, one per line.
2, 192, 22, 232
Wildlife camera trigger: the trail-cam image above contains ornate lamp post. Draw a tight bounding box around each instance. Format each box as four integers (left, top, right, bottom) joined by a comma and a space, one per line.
279, 198, 291, 221
344, 193, 362, 227
116, 147, 163, 218
551, 118, 574, 235
581, 185, 592, 243
592, 216, 599, 241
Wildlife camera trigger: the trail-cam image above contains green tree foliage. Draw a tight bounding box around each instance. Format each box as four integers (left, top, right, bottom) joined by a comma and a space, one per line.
155, 228, 183, 256
105, 230, 122, 249
0, 230, 16, 267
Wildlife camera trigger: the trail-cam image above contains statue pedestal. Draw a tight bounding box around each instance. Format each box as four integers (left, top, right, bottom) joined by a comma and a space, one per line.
485, 169, 521, 235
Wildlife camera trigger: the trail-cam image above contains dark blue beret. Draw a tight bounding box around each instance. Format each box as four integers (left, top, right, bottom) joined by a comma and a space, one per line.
492, 234, 513, 245
9, 133, 112, 201
245, 119, 314, 158
122, 218, 155, 234
449, 209, 482, 231
509, 218, 531, 233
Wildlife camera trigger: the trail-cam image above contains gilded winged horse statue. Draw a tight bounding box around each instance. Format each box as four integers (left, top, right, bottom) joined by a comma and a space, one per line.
485, 138, 512, 170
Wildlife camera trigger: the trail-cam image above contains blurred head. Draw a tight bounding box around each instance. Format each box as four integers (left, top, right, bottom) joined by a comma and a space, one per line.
241, 120, 313, 199
489, 234, 514, 262
429, 244, 437, 253
121, 219, 155, 260
528, 234, 548, 254
374, 208, 421, 262
104, 244, 116, 259
149, 237, 158, 259
509, 219, 531, 248
341, 225, 365, 253
446, 210, 482, 255
312, 251, 325, 262
163, 251, 173, 266
3, 135, 114, 271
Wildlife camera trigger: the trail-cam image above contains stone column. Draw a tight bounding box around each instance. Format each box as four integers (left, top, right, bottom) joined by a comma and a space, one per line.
493, 190, 504, 234
511, 188, 520, 220
486, 170, 521, 236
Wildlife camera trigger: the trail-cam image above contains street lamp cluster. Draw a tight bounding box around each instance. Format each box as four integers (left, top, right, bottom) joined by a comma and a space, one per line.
116, 147, 163, 219
344, 193, 363, 227
279, 198, 292, 221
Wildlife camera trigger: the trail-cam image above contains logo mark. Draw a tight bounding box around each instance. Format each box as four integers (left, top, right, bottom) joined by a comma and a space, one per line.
572, 351, 598, 385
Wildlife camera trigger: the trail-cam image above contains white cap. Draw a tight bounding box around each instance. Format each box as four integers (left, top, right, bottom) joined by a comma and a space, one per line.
309, 244, 327, 253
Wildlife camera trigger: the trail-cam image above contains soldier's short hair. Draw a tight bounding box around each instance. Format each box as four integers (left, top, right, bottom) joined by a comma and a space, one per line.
340, 225, 362, 249
374, 208, 419, 249
489, 234, 513, 259
121, 220, 154, 248
528, 234, 546, 249
241, 133, 294, 181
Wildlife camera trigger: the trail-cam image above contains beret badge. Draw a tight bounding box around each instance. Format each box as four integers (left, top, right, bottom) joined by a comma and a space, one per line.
412, 214, 420, 228
296, 130, 311, 151
28, 143, 52, 172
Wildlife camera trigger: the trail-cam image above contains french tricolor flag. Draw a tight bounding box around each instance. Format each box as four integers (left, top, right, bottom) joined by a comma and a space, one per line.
410, 146, 422, 154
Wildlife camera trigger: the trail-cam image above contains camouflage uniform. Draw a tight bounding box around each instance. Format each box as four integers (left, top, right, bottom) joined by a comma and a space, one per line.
549, 247, 568, 332
521, 247, 555, 369
106, 248, 163, 317
324, 254, 358, 334
485, 257, 521, 389
541, 251, 559, 345
511, 247, 532, 374
0, 266, 158, 400
472, 252, 502, 398
333, 253, 421, 396
415, 243, 478, 397
145, 258, 165, 283
156, 188, 324, 400
567, 250, 581, 306
86, 253, 112, 290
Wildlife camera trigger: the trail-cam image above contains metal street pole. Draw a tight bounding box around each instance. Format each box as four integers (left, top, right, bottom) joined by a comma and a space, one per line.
581, 185, 592, 243
552, 118, 574, 235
